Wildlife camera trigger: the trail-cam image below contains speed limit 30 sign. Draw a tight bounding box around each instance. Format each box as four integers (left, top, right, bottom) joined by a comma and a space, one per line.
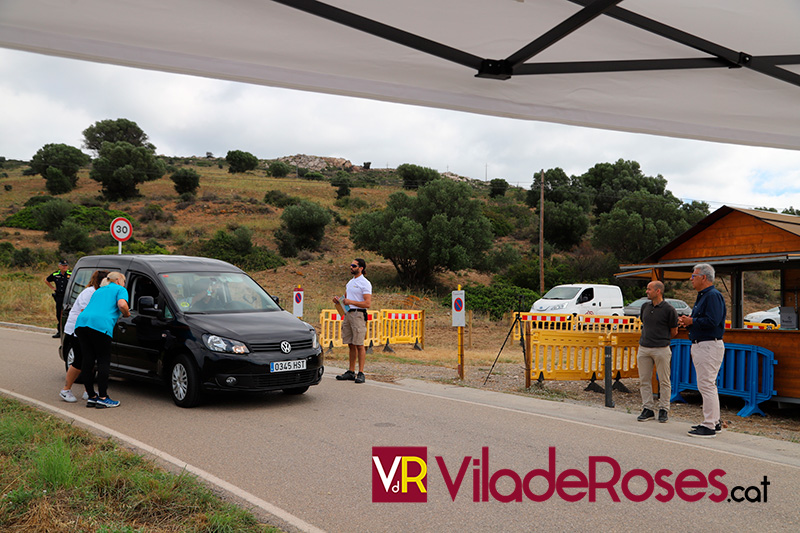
110, 217, 133, 242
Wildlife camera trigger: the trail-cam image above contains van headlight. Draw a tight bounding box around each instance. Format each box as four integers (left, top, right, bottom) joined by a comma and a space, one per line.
551, 302, 566, 310
304, 322, 319, 349
203, 334, 250, 354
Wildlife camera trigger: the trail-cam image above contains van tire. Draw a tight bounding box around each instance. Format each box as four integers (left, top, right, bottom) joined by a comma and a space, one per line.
170, 354, 201, 408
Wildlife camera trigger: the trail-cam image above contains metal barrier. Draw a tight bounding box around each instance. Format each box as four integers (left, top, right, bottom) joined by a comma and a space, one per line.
381, 309, 425, 349
319, 309, 381, 350
670, 339, 777, 417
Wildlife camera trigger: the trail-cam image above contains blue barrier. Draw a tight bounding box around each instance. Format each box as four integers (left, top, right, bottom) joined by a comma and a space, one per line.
670, 339, 777, 417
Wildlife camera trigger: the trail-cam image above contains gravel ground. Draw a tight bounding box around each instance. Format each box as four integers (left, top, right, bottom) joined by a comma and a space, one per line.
353, 358, 800, 444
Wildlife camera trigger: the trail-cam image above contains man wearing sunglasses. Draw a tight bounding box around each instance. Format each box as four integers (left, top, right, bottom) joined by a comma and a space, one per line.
333, 258, 372, 384
678, 263, 726, 438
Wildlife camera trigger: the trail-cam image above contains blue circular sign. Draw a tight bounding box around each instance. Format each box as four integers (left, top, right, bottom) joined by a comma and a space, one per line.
454, 297, 463, 312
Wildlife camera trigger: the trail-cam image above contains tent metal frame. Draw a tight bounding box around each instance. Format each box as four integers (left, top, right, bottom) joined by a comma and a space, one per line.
272, 0, 800, 86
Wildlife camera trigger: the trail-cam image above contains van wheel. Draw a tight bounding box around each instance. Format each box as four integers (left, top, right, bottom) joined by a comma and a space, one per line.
65, 347, 75, 372
170, 354, 201, 407
283, 386, 309, 395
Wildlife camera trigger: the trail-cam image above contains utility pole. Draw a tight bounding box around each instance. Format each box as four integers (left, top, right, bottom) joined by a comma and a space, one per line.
539, 169, 545, 295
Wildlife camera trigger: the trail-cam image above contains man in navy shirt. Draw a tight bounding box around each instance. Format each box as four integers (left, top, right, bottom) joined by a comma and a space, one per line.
678, 263, 726, 438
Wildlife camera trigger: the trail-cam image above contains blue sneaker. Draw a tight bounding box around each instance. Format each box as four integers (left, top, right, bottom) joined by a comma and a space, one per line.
95, 397, 120, 409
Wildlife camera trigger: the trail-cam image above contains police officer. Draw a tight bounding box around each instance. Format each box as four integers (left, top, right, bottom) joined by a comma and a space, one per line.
45, 259, 71, 338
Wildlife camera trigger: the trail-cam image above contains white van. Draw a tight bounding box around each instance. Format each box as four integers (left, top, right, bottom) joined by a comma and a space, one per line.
530, 284, 624, 316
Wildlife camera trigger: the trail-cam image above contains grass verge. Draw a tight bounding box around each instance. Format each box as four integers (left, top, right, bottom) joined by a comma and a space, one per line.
0, 396, 281, 532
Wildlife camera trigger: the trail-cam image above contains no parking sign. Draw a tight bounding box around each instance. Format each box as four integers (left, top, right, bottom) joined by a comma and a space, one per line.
452, 289, 465, 327
293, 286, 303, 318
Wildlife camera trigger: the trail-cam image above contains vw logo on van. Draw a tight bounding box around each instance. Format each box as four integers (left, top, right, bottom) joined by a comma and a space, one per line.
280, 341, 292, 354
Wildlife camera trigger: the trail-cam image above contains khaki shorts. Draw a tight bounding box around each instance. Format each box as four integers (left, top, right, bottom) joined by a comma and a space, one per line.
342, 310, 367, 345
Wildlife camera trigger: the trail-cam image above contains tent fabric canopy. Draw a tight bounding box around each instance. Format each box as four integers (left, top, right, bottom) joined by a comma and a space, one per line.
2, 0, 799, 149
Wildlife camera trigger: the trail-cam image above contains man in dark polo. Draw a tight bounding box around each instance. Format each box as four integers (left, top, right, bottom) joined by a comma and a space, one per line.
636, 280, 678, 423
45, 259, 71, 338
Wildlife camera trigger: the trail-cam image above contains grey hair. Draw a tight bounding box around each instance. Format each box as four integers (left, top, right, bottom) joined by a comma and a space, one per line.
693, 263, 715, 283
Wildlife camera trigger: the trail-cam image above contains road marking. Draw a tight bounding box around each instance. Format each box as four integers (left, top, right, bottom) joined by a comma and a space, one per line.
0, 387, 326, 533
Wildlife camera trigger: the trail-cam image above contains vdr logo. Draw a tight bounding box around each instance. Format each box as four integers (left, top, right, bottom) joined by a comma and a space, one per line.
372, 447, 428, 502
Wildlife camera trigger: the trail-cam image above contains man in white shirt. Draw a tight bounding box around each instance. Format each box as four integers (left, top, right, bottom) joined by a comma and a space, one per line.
333, 258, 372, 384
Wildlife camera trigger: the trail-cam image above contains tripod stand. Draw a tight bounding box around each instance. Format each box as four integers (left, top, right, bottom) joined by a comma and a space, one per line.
483, 296, 529, 387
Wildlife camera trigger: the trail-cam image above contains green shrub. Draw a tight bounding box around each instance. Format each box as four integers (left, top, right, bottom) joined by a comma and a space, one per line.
98, 239, 170, 255
442, 279, 539, 320
276, 200, 331, 255
53, 219, 92, 254
199, 226, 284, 270
0, 241, 14, 265
267, 161, 292, 178
225, 150, 259, 173
170, 168, 200, 195
44, 167, 73, 195
303, 171, 325, 181
34, 198, 73, 232
334, 196, 369, 210
263, 189, 300, 208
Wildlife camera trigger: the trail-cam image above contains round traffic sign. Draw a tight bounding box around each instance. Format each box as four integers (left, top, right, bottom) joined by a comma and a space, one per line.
110, 217, 133, 242
453, 297, 464, 312
295, 291, 303, 304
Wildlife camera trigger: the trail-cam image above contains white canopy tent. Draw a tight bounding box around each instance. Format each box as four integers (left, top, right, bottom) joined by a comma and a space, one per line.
1, 0, 799, 149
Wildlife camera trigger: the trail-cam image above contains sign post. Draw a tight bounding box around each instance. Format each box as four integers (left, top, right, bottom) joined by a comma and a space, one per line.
109, 217, 133, 254
452, 286, 465, 379
293, 286, 304, 318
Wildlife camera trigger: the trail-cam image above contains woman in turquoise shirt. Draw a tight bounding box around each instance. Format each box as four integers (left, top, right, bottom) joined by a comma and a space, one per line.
75, 271, 130, 409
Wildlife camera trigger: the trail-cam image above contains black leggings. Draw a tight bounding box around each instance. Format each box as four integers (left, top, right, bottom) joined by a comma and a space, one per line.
76, 327, 112, 398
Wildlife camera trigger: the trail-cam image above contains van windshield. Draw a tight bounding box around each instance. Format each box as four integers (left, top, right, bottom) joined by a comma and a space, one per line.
160, 272, 281, 314
542, 286, 581, 300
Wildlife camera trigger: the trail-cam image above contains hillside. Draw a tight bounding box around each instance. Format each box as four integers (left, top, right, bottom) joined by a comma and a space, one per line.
0, 155, 780, 333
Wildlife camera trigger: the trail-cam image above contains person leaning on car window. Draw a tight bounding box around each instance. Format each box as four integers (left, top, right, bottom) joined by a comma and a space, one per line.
75, 271, 130, 409
334, 258, 372, 384
678, 263, 726, 439
59, 269, 109, 403
635, 280, 678, 424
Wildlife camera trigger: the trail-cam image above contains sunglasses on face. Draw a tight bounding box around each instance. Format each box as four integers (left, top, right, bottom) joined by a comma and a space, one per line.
350, 264, 359, 268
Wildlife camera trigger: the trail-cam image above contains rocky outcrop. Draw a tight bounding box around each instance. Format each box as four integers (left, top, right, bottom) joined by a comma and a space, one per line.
276, 154, 354, 171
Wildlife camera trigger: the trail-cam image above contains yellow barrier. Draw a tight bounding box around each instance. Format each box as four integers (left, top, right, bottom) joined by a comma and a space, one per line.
577, 315, 640, 333
527, 330, 606, 381
510, 313, 575, 341
319, 309, 381, 349
318, 309, 423, 350
381, 309, 425, 349
525, 330, 641, 383
725, 320, 780, 330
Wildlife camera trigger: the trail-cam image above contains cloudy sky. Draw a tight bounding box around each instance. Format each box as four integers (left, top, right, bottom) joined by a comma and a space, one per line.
2, 47, 800, 211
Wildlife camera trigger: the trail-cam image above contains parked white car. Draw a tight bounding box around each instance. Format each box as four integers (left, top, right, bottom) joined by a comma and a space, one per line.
744, 306, 781, 325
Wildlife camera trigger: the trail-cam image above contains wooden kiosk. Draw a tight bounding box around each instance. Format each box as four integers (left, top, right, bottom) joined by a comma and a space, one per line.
618, 206, 800, 403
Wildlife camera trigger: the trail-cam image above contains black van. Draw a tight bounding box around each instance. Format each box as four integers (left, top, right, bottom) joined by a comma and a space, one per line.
60, 255, 323, 407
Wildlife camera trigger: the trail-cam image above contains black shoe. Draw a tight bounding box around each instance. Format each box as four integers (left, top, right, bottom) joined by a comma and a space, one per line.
86, 395, 98, 408
692, 422, 722, 432
688, 425, 717, 438
336, 370, 356, 381
355, 372, 365, 384
637, 408, 655, 422
658, 409, 668, 423
52, 332, 60, 338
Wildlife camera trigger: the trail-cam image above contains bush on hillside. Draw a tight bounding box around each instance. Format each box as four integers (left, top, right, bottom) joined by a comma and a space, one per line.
53, 219, 92, 254
267, 161, 292, 178
263, 190, 301, 208
170, 168, 200, 195
275, 200, 331, 257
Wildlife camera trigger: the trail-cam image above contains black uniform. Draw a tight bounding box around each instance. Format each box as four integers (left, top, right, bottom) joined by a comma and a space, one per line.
46, 269, 71, 333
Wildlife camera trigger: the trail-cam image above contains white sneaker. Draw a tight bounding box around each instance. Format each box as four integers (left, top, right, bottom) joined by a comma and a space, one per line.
59, 390, 77, 403
82, 391, 89, 400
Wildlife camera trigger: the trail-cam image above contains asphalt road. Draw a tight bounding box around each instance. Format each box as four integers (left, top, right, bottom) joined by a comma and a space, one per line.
3, 325, 800, 532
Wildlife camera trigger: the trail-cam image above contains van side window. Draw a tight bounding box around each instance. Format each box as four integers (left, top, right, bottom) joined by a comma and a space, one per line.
578, 288, 594, 303
66, 269, 93, 306
129, 274, 161, 312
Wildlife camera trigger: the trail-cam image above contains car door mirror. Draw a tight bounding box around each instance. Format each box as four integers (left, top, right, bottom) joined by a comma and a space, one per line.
271, 295, 280, 306
138, 296, 159, 316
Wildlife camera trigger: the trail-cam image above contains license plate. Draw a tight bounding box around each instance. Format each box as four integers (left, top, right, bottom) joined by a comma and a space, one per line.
270, 359, 306, 372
